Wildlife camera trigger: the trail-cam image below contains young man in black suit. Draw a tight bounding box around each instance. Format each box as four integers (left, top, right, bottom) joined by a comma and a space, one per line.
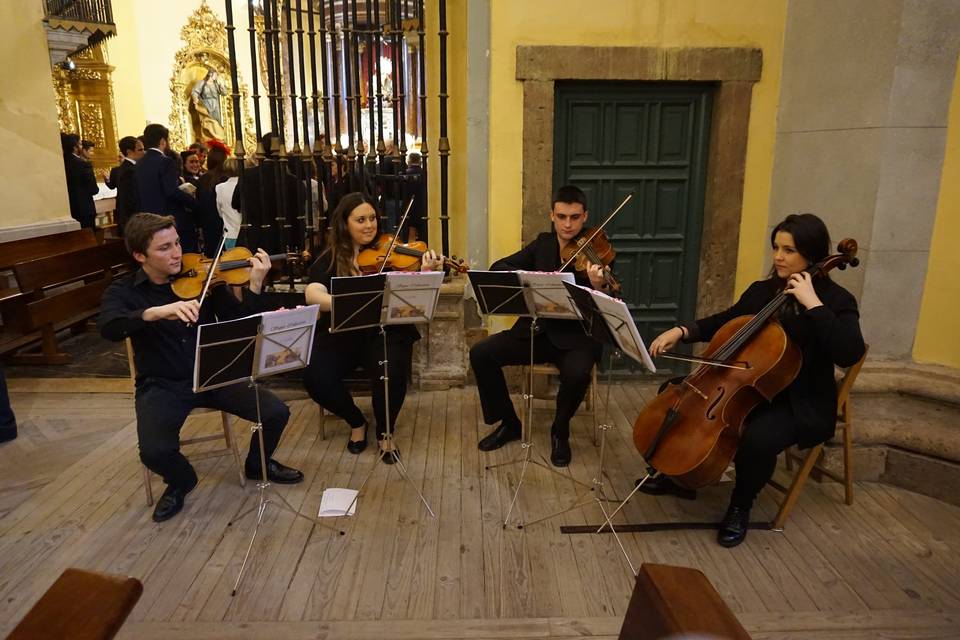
98, 213, 303, 523
61, 132, 98, 229
469, 185, 613, 467
104, 135, 144, 235
135, 124, 198, 252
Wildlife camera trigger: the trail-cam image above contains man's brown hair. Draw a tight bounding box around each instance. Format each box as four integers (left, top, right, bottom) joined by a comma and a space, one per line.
124, 213, 176, 256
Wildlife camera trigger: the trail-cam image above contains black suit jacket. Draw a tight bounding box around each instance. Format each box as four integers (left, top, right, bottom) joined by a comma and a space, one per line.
135, 149, 193, 217
64, 154, 98, 227
490, 231, 604, 351
232, 160, 303, 254
681, 277, 866, 448
106, 160, 138, 232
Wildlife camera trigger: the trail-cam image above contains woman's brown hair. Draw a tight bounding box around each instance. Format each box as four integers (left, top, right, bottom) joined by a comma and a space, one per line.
318, 192, 381, 277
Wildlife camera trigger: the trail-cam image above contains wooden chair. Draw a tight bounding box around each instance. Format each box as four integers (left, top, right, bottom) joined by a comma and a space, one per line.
521, 363, 599, 444
125, 338, 246, 506
5, 568, 142, 640
769, 345, 869, 530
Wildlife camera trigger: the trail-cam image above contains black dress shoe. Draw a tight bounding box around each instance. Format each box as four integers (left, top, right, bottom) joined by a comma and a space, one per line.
478, 421, 521, 452
550, 436, 571, 467
635, 475, 697, 500
717, 504, 750, 547
152, 484, 193, 523
245, 459, 304, 484
347, 424, 368, 454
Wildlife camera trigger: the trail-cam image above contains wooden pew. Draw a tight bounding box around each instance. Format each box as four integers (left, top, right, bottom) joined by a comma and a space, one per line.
5, 568, 142, 640
0, 228, 100, 300
2, 241, 132, 364
618, 563, 751, 639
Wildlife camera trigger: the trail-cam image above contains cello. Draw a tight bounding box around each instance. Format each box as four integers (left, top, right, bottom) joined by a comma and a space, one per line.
631, 239, 860, 489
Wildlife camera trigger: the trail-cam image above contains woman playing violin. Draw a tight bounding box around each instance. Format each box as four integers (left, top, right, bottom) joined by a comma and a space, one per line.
303, 192, 442, 462
643, 213, 865, 547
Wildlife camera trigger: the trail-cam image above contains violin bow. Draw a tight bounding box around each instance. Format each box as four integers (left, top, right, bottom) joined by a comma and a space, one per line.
558, 192, 633, 272
194, 234, 229, 312
377, 197, 416, 275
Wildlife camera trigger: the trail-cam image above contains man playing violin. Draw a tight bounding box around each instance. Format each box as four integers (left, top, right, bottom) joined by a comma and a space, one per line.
99, 213, 304, 524
303, 192, 442, 461
470, 185, 614, 467
642, 213, 865, 547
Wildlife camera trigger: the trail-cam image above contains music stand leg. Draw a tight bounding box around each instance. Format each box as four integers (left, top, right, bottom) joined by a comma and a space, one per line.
229, 379, 343, 597
521, 351, 622, 530
341, 326, 436, 519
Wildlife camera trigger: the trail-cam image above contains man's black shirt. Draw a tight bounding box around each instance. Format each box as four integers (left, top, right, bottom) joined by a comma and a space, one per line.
98, 269, 268, 383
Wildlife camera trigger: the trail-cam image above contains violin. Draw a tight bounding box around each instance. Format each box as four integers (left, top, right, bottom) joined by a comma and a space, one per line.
356, 233, 468, 274
560, 227, 621, 295
631, 239, 860, 489
171, 246, 294, 299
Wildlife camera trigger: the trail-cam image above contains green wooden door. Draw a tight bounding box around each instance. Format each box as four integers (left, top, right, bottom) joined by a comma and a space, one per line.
553, 82, 713, 373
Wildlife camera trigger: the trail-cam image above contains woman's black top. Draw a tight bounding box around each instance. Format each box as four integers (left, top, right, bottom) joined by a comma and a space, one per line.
680, 277, 865, 448
307, 252, 420, 346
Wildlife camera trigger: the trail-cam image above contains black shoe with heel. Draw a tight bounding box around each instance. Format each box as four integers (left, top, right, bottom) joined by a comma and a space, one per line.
550, 436, 571, 467
347, 423, 368, 454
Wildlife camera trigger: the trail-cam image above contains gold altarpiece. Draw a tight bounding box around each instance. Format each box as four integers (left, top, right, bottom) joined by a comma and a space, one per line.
52, 44, 119, 176
168, 2, 255, 151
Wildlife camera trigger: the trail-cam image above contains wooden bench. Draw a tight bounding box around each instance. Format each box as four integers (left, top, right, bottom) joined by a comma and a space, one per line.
4, 568, 142, 640
0, 228, 99, 299
1, 241, 132, 364
619, 563, 751, 639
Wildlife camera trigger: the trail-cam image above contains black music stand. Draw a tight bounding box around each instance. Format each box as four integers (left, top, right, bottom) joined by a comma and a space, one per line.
468, 270, 591, 529
515, 282, 655, 573
329, 271, 444, 518
193, 306, 344, 597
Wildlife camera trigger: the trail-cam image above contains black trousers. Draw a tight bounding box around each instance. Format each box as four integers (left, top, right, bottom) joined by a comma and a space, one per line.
731, 397, 800, 510
135, 377, 290, 491
470, 330, 598, 439
303, 331, 413, 438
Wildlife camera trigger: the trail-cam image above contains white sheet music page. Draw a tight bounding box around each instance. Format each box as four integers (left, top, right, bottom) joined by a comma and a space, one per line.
318, 488, 359, 517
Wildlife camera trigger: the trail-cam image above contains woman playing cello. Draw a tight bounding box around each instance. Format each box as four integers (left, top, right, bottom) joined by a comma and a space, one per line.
643, 213, 865, 547
302, 192, 442, 462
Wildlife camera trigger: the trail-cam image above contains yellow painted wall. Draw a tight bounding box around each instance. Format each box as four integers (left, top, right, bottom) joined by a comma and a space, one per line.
913, 59, 960, 368
0, 0, 72, 230
487, 0, 788, 298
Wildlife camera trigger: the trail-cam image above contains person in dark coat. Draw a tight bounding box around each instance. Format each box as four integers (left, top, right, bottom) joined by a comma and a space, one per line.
61, 132, 98, 229
104, 135, 144, 235
643, 212, 866, 548
469, 185, 614, 468
135, 124, 198, 252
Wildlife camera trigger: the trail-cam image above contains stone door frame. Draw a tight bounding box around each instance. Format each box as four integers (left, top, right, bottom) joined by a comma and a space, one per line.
517, 45, 762, 316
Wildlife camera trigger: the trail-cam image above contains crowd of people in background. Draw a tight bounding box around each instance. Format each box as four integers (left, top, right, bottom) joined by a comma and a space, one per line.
61, 125, 428, 257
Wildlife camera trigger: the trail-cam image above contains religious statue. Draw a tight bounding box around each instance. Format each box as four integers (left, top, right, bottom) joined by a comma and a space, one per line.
190, 68, 227, 141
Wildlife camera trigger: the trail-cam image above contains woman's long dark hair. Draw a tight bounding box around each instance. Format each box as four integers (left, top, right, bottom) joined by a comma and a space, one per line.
318, 191, 381, 277
769, 213, 832, 280
197, 146, 228, 192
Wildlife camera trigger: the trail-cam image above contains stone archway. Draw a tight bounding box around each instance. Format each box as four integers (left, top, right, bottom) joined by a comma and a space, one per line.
516, 46, 761, 316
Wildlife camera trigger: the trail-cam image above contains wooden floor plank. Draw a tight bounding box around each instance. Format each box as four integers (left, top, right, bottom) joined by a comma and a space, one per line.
3, 383, 960, 640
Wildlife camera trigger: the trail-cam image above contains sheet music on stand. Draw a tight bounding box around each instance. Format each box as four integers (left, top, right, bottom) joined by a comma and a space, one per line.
193, 305, 321, 392
468, 270, 581, 320
562, 281, 656, 373
330, 271, 444, 332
